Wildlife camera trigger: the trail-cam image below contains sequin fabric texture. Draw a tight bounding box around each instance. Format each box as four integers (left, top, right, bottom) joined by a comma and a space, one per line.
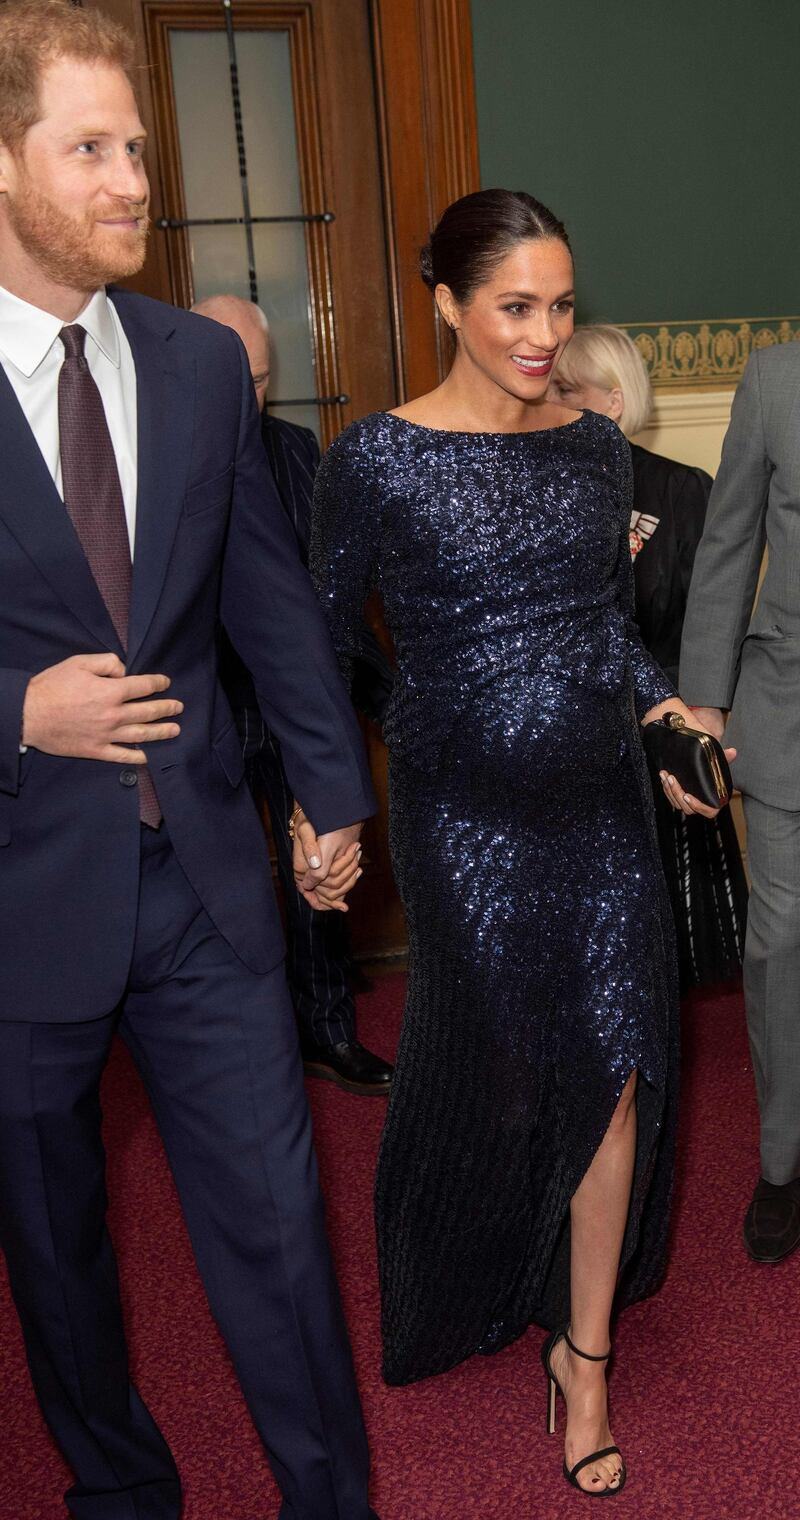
311, 409, 680, 1386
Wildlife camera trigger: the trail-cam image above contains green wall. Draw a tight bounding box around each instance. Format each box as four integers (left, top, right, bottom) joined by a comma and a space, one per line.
471, 0, 800, 325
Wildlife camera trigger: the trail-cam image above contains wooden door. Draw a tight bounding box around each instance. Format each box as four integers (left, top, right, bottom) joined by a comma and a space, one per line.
86, 0, 479, 956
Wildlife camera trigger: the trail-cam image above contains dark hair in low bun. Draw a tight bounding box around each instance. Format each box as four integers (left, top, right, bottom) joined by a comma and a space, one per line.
419, 241, 435, 291
420, 188, 571, 304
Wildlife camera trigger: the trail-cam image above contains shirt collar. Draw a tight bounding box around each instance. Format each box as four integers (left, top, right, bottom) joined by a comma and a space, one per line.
0, 283, 120, 378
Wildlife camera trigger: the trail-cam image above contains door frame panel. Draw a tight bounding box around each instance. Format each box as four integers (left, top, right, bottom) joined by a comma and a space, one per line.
142, 1, 347, 446
372, 0, 480, 400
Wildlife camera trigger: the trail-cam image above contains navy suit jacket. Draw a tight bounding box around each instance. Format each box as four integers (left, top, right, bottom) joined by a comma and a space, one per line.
222, 413, 394, 745
0, 288, 375, 1021
220, 413, 320, 733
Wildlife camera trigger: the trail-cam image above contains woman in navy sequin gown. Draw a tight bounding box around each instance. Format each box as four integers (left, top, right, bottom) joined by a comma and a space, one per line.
309, 192, 732, 1496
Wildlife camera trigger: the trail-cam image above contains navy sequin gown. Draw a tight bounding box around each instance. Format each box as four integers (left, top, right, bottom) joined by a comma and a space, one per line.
311, 409, 679, 1386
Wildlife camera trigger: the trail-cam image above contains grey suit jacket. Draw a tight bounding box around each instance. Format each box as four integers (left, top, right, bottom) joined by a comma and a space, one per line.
679, 344, 800, 807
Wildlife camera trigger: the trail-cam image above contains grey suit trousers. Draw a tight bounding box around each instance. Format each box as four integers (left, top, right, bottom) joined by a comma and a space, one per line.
680, 344, 800, 1182
742, 795, 800, 1183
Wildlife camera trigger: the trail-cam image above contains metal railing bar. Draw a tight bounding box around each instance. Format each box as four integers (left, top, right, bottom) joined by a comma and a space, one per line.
222, 0, 258, 301
268, 395, 350, 407
156, 213, 335, 229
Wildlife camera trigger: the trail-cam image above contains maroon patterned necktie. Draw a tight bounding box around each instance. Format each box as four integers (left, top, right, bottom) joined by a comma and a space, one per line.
58, 324, 161, 827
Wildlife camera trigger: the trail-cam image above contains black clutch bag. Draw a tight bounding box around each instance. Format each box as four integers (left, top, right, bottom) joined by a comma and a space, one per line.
641, 711, 732, 809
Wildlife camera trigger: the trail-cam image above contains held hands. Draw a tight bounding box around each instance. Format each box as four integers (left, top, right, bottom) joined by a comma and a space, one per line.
22, 653, 183, 764
641, 699, 734, 819
291, 809, 364, 912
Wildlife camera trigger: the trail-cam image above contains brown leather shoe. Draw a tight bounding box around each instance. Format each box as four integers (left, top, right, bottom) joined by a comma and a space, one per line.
743, 1176, 800, 1263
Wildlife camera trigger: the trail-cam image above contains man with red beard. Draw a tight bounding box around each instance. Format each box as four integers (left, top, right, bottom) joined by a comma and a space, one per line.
0, 4, 379, 1519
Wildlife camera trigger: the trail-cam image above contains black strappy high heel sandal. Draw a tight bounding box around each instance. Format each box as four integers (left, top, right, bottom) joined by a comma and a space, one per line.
541, 1328, 627, 1496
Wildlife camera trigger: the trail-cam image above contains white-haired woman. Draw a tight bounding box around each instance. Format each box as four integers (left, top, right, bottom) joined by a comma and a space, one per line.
550, 324, 748, 991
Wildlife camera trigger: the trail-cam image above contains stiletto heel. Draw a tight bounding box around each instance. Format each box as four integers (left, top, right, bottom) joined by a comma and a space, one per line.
541, 1328, 564, 1436
546, 1359, 557, 1435
540, 1328, 626, 1496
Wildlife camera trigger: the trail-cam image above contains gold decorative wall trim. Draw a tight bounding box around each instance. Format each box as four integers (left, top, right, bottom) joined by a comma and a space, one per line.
621, 317, 800, 390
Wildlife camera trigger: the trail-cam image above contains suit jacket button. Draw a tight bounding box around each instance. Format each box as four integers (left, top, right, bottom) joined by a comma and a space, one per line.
119, 767, 139, 787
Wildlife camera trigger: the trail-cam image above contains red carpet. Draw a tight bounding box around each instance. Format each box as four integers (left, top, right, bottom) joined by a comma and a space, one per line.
1, 973, 798, 1520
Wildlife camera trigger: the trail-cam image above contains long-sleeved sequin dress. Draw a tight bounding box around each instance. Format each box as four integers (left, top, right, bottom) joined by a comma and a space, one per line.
311, 409, 679, 1386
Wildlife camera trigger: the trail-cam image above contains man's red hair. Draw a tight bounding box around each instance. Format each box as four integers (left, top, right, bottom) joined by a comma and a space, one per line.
0, 0, 136, 150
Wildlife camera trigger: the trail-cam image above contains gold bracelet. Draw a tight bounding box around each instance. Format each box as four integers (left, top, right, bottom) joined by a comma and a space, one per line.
288, 803, 304, 840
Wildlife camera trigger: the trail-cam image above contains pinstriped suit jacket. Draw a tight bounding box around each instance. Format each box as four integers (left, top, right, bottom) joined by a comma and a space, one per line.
262, 413, 319, 564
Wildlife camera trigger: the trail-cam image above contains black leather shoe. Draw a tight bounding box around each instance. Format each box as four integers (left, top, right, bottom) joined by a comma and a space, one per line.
743, 1176, 800, 1262
302, 1040, 393, 1096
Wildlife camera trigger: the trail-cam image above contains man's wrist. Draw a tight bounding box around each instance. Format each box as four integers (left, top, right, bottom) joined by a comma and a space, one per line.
20, 672, 36, 750
319, 819, 364, 843
686, 704, 728, 722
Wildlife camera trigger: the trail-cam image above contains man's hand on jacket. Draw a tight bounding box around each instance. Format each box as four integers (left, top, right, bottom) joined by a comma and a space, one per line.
22, 654, 183, 763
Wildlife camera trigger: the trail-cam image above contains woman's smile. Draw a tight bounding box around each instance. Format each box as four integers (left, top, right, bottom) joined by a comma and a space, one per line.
510, 351, 557, 377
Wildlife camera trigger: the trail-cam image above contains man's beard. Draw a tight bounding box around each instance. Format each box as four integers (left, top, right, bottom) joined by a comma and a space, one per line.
6, 175, 149, 290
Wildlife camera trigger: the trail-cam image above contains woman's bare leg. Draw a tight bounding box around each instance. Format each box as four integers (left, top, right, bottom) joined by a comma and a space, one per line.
548, 1069, 638, 1492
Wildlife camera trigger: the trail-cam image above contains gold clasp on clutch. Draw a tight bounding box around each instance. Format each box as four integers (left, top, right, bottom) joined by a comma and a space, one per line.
697, 733, 729, 804
664, 710, 728, 803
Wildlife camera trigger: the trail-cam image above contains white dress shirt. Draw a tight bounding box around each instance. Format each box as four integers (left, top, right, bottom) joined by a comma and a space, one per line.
0, 282, 138, 552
